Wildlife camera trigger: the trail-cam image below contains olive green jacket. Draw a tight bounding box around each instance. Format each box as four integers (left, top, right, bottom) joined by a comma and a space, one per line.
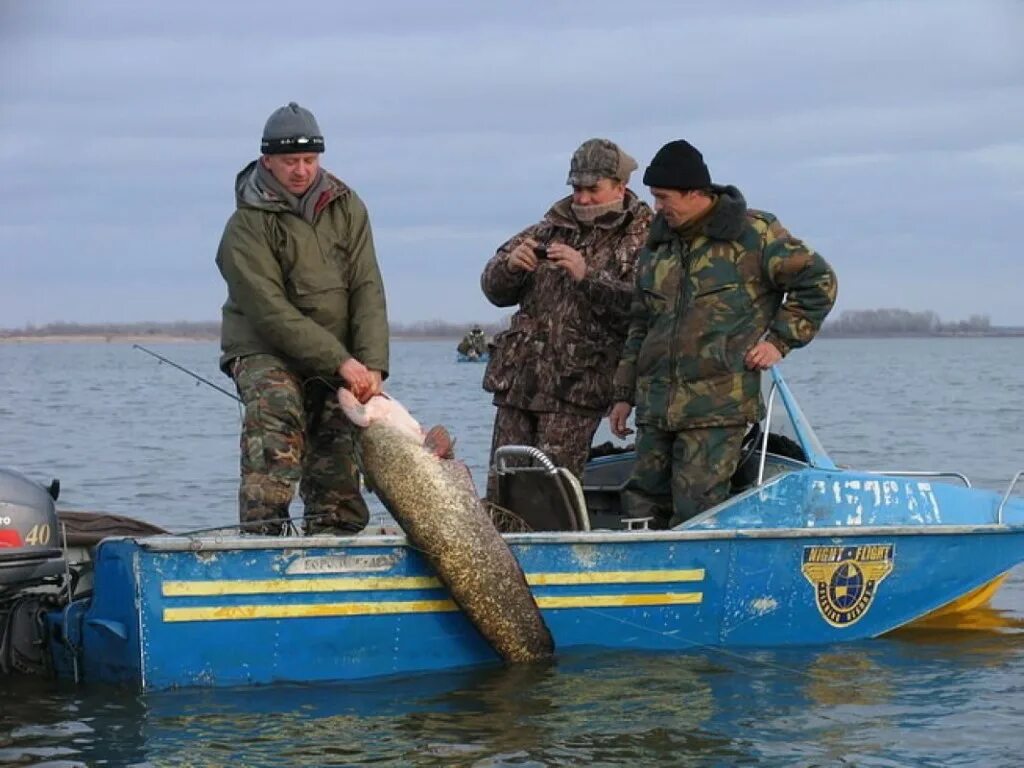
216, 161, 389, 379
612, 185, 837, 430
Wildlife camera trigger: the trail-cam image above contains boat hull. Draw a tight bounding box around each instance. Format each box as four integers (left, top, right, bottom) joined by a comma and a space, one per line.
49, 524, 1024, 690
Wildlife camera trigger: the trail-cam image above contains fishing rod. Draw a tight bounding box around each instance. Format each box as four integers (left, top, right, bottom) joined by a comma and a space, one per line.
132, 344, 242, 403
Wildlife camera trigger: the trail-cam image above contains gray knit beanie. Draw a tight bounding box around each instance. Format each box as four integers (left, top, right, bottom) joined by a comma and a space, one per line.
261, 102, 325, 155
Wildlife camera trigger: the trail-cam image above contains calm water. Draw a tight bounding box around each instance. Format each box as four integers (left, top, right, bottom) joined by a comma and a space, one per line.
1, 337, 1022, 767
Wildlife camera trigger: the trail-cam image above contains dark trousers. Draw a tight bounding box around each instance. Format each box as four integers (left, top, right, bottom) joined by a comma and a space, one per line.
621, 424, 746, 528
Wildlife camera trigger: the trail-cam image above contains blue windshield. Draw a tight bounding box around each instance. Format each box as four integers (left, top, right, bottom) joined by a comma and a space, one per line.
767, 368, 836, 469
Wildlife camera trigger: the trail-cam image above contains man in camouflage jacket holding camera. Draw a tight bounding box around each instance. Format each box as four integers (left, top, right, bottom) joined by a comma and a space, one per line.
481, 139, 653, 502
609, 140, 837, 528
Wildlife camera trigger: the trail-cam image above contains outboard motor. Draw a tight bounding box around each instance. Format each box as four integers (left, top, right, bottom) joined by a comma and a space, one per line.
0, 468, 68, 676
0, 468, 67, 594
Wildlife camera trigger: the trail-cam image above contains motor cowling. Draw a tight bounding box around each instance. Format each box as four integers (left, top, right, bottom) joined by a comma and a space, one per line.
0, 468, 67, 593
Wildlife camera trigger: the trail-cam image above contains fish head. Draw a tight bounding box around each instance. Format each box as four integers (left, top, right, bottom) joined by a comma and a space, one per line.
337, 389, 425, 443
337, 387, 370, 426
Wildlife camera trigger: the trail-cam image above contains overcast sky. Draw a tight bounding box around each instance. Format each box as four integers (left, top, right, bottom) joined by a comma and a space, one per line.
1, 0, 1022, 328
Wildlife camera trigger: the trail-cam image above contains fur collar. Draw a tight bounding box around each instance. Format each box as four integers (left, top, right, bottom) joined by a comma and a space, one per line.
647, 184, 747, 246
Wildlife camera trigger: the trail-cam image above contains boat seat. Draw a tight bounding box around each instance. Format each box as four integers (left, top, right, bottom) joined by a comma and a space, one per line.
492, 446, 591, 532
57, 510, 169, 548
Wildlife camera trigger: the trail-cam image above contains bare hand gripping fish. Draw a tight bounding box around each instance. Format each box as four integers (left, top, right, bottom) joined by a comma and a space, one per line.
338, 390, 554, 663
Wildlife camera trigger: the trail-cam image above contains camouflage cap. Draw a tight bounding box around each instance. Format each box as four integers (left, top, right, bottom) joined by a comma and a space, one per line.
567, 138, 638, 186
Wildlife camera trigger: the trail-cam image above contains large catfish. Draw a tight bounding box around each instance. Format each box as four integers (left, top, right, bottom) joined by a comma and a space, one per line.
338, 389, 554, 663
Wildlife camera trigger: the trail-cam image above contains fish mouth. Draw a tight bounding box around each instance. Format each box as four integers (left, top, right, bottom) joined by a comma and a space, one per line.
336, 388, 369, 427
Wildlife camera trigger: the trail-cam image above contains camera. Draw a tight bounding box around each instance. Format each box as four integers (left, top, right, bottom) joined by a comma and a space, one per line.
532, 244, 549, 260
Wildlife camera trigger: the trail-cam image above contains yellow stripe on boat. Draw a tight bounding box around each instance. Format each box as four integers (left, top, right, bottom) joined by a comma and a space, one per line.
528, 569, 704, 586
537, 592, 702, 609
161, 569, 705, 597
162, 576, 442, 596
161, 592, 703, 622
164, 599, 459, 622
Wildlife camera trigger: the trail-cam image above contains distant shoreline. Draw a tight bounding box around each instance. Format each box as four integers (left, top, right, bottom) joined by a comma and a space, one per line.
0, 334, 216, 344
0, 333, 463, 344
3, 332, 1023, 345
819, 331, 1024, 339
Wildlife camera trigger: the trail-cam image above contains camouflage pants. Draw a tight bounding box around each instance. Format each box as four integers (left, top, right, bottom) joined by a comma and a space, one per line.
232, 354, 369, 535
485, 405, 601, 501
621, 424, 746, 528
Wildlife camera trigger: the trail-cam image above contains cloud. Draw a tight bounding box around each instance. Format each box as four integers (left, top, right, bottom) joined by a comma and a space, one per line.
1, 0, 1022, 326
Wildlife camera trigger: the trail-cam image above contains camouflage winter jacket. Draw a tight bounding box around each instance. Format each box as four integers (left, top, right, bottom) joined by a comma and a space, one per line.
216, 161, 389, 379
612, 185, 837, 430
481, 191, 653, 414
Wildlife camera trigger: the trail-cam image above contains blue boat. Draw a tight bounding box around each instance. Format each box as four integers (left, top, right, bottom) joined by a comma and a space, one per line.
3, 369, 1022, 690
456, 351, 489, 363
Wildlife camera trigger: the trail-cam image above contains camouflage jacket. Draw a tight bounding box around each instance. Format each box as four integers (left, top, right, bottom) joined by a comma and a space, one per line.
612, 185, 837, 429
481, 190, 653, 414
216, 161, 389, 379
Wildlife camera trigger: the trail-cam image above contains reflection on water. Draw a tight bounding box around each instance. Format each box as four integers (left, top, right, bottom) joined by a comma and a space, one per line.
802, 650, 893, 707
898, 604, 1024, 634
2, 624, 1022, 766
22, 621, 1009, 766
1, 338, 1023, 766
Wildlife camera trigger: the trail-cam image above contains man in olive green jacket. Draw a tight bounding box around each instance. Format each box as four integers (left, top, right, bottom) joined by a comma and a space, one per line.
609, 140, 837, 528
216, 102, 389, 535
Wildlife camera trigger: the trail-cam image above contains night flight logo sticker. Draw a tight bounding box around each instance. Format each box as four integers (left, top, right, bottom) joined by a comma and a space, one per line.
801, 544, 894, 627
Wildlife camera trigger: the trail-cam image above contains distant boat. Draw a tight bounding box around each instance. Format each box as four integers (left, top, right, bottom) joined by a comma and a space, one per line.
456, 331, 490, 363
